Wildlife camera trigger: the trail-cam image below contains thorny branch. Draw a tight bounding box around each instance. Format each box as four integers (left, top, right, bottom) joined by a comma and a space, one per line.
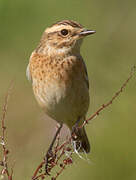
81, 65, 136, 128
32, 66, 136, 180
0, 82, 14, 180
0, 67, 135, 180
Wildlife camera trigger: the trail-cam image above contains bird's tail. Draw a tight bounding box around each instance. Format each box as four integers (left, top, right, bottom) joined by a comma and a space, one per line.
72, 126, 90, 153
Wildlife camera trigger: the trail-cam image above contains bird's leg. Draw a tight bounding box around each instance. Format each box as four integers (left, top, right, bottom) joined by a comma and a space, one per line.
71, 117, 81, 140
45, 123, 63, 175
71, 117, 84, 152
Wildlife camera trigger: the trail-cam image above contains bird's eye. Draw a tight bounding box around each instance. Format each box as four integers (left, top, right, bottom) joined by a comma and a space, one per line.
60, 29, 69, 36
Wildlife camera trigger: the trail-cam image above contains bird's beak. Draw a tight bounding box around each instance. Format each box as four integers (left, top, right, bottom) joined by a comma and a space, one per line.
79, 29, 96, 36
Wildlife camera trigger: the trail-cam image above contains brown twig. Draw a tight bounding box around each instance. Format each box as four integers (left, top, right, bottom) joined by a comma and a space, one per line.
80, 65, 136, 128
53, 164, 66, 180
0, 81, 14, 180
31, 136, 73, 180
32, 66, 136, 180
32, 161, 45, 180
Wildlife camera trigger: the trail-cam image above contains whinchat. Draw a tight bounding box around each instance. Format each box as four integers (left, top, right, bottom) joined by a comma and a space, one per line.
27, 20, 95, 155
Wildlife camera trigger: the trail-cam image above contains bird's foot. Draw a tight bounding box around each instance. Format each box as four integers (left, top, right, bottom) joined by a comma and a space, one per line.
44, 150, 53, 175
72, 118, 80, 140
71, 125, 78, 140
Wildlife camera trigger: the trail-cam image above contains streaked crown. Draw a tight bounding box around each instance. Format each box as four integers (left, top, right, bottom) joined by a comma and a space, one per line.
36, 20, 95, 55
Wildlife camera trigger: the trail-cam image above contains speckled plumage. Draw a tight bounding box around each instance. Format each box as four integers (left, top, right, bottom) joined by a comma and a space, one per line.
27, 20, 95, 153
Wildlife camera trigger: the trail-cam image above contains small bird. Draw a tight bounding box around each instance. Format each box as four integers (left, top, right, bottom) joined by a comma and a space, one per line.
27, 20, 95, 159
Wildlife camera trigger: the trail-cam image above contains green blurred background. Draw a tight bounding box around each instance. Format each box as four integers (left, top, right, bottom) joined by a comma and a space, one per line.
0, 0, 136, 179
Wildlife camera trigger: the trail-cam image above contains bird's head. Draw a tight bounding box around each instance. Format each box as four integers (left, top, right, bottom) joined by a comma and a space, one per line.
36, 20, 95, 56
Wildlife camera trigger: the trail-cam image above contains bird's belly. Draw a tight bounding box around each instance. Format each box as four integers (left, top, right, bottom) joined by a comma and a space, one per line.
33, 79, 89, 127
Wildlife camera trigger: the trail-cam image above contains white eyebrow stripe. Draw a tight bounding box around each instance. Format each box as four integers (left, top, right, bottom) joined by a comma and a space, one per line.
45, 25, 71, 34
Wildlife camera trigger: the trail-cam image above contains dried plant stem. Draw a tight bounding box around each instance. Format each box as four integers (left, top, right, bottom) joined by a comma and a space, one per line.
32, 161, 45, 180
53, 164, 66, 180
31, 66, 134, 180
80, 65, 136, 128
0, 67, 134, 180
0, 82, 14, 180
32, 66, 136, 180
